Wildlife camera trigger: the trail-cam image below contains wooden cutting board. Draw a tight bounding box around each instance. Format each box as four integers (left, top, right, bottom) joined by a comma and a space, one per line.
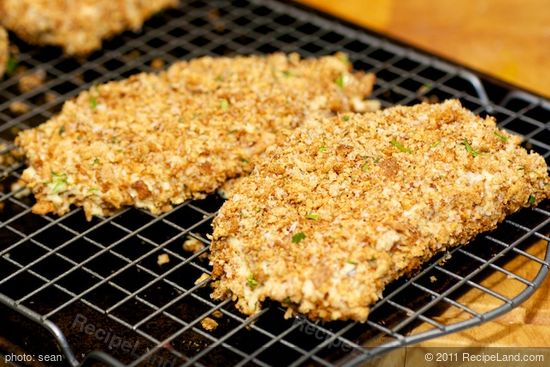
299, 0, 550, 350
298, 0, 550, 98
411, 238, 550, 347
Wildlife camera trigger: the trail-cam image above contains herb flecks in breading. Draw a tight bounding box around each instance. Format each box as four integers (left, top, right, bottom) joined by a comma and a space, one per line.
431, 140, 441, 148
48, 172, 68, 194
306, 213, 320, 220
335, 73, 346, 89
246, 274, 258, 289
494, 131, 509, 142
16, 54, 375, 220
390, 139, 412, 153
6, 57, 17, 76
1, 0, 178, 56
220, 99, 229, 110
462, 139, 479, 157
210, 100, 549, 322
292, 232, 306, 244
89, 96, 98, 109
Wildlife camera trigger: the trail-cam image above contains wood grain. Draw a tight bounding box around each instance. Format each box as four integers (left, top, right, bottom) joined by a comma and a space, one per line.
298, 0, 550, 98
299, 0, 550, 349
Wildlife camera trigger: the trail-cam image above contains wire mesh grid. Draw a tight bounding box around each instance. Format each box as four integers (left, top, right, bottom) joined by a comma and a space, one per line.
0, 0, 549, 366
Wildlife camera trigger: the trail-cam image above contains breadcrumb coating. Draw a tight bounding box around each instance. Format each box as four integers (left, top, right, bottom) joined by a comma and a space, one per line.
0, 27, 7, 77
0, 0, 178, 55
210, 100, 550, 322
15, 53, 375, 220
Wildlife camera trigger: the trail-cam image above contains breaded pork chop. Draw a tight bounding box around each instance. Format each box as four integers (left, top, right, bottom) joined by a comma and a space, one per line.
0, 0, 177, 55
16, 53, 375, 220
0, 27, 7, 77
210, 100, 550, 322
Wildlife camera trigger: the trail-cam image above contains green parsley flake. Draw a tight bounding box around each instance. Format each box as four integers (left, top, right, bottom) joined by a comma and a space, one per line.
214, 75, 224, 82
240, 157, 249, 163
462, 139, 479, 157
347, 260, 358, 265
292, 232, 306, 244
88, 187, 99, 193
89, 95, 98, 109
336, 53, 350, 65
335, 74, 345, 88
48, 172, 68, 194
282, 70, 294, 77
361, 156, 380, 171
342, 115, 350, 122
319, 146, 328, 153
528, 195, 536, 205
306, 213, 319, 220
6, 57, 17, 75
494, 131, 508, 142
220, 99, 229, 110
92, 158, 100, 165
59, 126, 65, 135
418, 83, 432, 94
390, 139, 412, 153
246, 275, 258, 289
430, 140, 441, 148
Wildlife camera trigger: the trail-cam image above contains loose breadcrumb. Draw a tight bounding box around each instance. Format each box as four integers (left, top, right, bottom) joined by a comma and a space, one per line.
18, 69, 46, 93
0, 143, 22, 166
157, 253, 170, 266
211, 310, 223, 319
437, 252, 452, 265
9, 101, 30, 115
150, 58, 165, 70
200, 317, 218, 331
16, 53, 375, 220
11, 181, 31, 199
44, 92, 57, 104
0, 0, 178, 55
183, 237, 206, 254
195, 273, 210, 286
210, 100, 550, 322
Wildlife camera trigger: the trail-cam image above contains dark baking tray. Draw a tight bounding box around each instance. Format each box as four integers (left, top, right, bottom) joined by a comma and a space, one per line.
0, 0, 549, 366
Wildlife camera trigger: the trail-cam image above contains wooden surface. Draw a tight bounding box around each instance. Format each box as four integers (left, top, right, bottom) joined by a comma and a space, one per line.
299, 0, 550, 350
298, 0, 550, 98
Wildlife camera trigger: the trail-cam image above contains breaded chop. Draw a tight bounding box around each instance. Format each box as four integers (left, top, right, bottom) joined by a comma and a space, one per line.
210, 100, 550, 322
0, 0, 177, 55
16, 53, 375, 220
0, 27, 7, 77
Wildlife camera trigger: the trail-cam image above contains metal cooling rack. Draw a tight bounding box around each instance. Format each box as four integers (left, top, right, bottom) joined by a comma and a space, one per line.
1, 0, 549, 366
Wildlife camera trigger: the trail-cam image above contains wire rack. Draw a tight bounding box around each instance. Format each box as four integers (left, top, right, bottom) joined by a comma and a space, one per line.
0, 0, 549, 366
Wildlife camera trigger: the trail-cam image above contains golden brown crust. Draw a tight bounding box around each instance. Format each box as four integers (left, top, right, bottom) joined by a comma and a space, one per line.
15, 53, 375, 220
0, 27, 7, 78
210, 100, 550, 322
0, 0, 178, 55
